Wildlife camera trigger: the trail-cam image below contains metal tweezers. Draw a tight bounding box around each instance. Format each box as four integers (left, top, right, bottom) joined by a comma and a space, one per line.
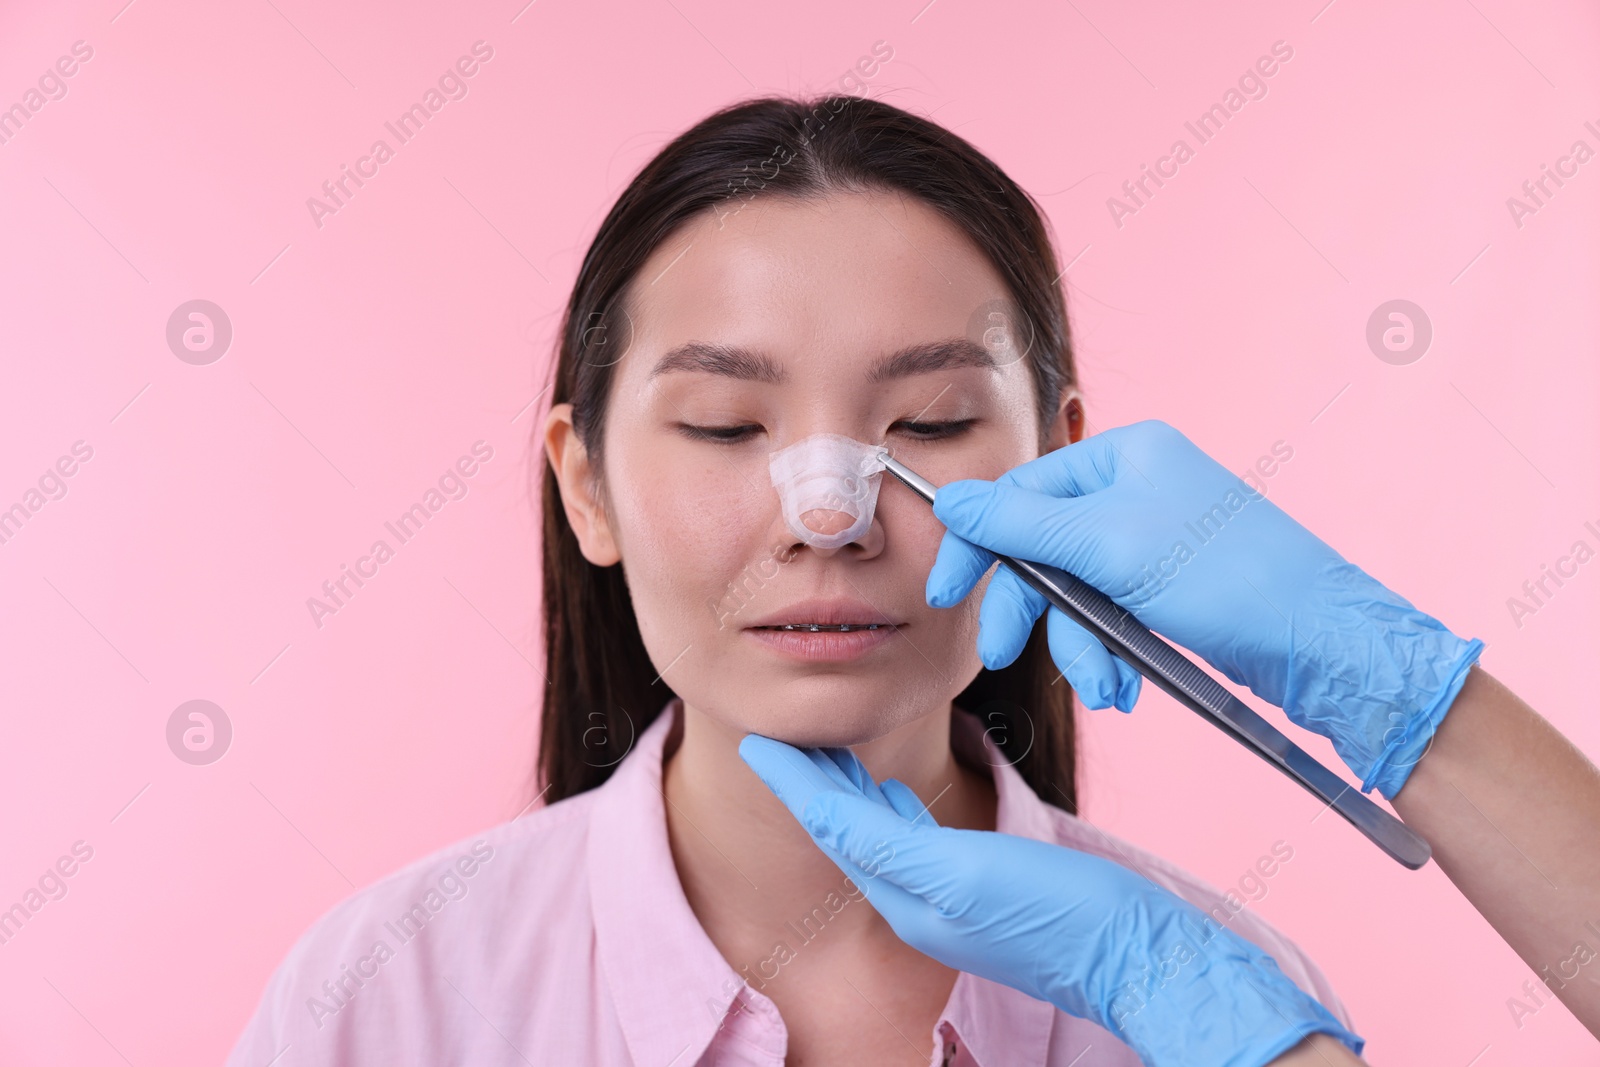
880, 452, 1431, 869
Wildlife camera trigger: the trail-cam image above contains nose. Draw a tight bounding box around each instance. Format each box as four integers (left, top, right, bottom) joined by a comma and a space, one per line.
797, 507, 860, 538
791, 504, 887, 558
768, 432, 889, 553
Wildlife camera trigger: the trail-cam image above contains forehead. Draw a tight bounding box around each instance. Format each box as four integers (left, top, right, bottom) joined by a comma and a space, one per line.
618, 189, 1019, 386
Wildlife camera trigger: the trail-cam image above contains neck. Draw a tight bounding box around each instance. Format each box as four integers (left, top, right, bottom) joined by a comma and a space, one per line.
660, 699, 998, 988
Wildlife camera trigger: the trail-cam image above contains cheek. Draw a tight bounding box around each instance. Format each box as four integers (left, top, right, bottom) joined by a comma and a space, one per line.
879, 487, 987, 633
605, 451, 772, 631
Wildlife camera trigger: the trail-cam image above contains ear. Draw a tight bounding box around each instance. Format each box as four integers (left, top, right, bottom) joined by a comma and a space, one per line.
544, 402, 621, 566
1045, 385, 1086, 453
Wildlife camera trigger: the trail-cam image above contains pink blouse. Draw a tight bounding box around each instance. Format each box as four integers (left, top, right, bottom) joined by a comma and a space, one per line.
228, 698, 1354, 1066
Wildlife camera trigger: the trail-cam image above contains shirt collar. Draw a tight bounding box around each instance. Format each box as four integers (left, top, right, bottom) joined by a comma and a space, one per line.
587, 698, 1059, 1066
587, 698, 775, 1065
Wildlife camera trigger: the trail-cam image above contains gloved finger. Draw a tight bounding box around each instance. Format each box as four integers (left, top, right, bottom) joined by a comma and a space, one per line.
815, 746, 892, 807
806, 823, 935, 933
989, 430, 1125, 499
736, 748, 932, 922
880, 778, 937, 825
803, 789, 949, 901
1110, 653, 1143, 713
933, 480, 1114, 584
976, 566, 1047, 669
1043, 608, 1126, 711
740, 734, 858, 818
803, 745, 867, 796
926, 526, 997, 609
741, 739, 964, 944
926, 427, 1131, 609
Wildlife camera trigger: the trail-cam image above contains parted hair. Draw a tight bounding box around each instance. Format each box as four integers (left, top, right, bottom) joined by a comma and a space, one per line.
530, 93, 1082, 813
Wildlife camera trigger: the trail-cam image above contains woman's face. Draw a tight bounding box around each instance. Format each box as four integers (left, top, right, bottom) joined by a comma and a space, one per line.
547, 188, 1076, 747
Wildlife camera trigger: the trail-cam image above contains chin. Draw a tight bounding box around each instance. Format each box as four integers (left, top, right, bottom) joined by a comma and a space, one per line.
721, 677, 935, 748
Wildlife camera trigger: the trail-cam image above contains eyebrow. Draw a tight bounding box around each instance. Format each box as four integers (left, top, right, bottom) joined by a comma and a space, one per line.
646, 337, 999, 385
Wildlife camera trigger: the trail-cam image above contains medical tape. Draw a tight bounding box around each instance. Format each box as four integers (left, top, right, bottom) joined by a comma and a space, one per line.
767, 433, 889, 549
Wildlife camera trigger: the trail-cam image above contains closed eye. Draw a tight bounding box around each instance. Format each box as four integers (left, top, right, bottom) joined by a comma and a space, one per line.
675, 423, 762, 443
675, 419, 977, 444
895, 418, 977, 441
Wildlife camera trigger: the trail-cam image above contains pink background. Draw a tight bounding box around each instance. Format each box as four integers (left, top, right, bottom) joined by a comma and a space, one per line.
2, 0, 1596, 1062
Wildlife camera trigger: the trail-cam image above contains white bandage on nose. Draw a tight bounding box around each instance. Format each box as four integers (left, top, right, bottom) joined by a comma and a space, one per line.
768, 433, 890, 549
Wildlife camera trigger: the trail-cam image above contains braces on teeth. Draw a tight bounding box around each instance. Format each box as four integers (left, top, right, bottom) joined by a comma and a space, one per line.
760, 623, 886, 631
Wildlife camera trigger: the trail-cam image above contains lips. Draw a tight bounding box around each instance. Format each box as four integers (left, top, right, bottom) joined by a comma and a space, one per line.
744, 597, 900, 631
755, 623, 886, 632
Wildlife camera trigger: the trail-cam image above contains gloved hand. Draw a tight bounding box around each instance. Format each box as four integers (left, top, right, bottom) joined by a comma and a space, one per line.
926, 419, 1484, 799
739, 733, 1365, 1067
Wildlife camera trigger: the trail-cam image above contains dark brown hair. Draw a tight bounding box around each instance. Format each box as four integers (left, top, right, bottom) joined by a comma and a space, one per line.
530, 93, 1082, 812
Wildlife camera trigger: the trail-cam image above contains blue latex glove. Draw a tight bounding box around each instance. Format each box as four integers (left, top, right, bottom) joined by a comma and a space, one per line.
927, 419, 1484, 799
739, 734, 1365, 1067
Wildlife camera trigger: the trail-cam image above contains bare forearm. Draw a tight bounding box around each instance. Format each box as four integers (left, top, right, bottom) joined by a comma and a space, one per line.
1268, 1033, 1365, 1065
1391, 663, 1600, 1035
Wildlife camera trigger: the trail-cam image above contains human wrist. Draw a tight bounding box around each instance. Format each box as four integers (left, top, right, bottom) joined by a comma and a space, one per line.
1279, 560, 1485, 795
1362, 634, 1485, 798
1265, 1032, 1369, 1067
1069, 908, 1364, 1067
